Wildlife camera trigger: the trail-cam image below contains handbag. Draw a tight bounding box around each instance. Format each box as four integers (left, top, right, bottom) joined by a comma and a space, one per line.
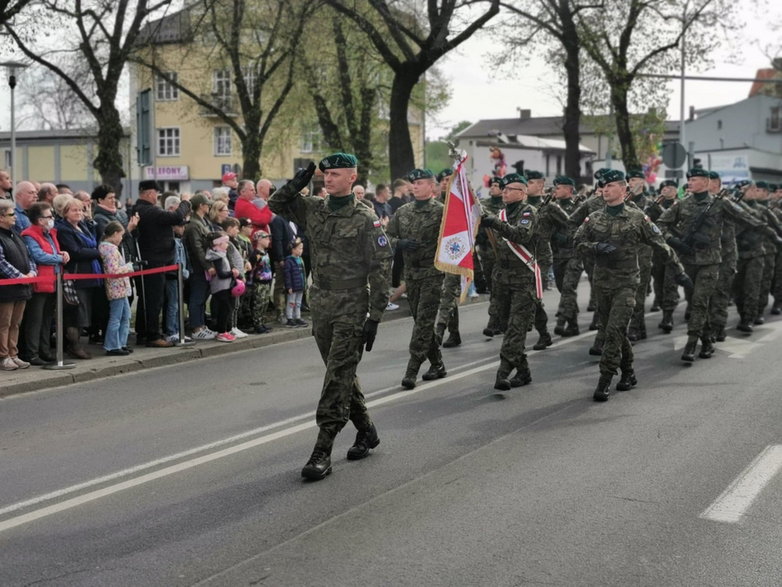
62, 277, 79, 306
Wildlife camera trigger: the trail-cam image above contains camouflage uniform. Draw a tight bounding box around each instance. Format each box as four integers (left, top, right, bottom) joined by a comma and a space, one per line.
551, 197, 581, 331
486, 201, 538, 386
434, 273, 460, 346
575, 204, 683, 378
755, 202, 782, 321
478, 195, 506, 333
570, 194, 606, 349
770, 203, 782, 312
386, 198, 445, 380
646, 197, 680, 329
269, 188, 391, 450
733, 200, 770, 330
708, 215, 737, 339
626, 192, 652, 340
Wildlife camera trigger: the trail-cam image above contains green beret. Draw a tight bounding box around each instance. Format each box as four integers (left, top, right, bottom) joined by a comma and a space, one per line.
594, 168, 610, 180
318, 152, 358, 172
553, 175, 575, 187
436, 168, 453, 182
686, 167, 708, 179
406, 168, 435, 182
626, 169, 645, 180
659, 180, 678, 190
707, 170, 720, 180
499, 173, 527, 189
489, 176, 503, 185
525, 170, 544, 180
602, 169, 625, 185
770, 184, 779, 191
755, 180, 770, 190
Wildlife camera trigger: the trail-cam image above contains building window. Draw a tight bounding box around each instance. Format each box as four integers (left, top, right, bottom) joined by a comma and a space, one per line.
155, 73, 178, 101
242, 66, 257, 97
770, 106, 781, 131
717, 120, 722, 130
157, 127, 180, 156
214, 126, 231, 156
213, 69, 231, 98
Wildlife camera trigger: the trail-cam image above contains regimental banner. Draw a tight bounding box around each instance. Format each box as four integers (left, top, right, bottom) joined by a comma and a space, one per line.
435, 155, 482, 301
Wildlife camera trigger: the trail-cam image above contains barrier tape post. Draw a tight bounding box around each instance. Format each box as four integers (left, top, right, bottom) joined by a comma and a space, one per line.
176, 262, 194, 347
43, 271, 75, 371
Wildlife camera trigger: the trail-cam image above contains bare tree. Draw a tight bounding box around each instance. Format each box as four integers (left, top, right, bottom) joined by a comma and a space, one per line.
3, 0, 174, 194
0, 0, 33, 25
323, 0, 500, 180
134, 0, 310, 181
16, 61, 94, 130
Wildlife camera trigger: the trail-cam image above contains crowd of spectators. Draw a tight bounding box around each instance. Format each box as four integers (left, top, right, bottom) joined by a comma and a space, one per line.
0, 171, 419, 371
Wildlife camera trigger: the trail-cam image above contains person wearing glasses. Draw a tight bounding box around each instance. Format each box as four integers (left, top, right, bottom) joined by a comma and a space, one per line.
20, 202, 69, 365
0, 199, 37, 370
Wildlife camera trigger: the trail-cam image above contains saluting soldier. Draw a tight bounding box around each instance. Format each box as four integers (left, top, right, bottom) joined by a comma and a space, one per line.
550, 175, 582, 336
575, 170, 690, 402
646, 179, 680, 333
479, 176, 507, 337
269, 153, 392, 481
479, 173, 539, 391
386, 168, 447, 389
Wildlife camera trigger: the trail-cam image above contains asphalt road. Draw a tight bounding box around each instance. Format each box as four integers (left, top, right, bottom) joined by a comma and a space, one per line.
2, 284, 782, 586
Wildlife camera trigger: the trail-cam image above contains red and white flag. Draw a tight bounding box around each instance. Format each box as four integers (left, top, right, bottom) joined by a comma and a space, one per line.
434, 155, 482, 301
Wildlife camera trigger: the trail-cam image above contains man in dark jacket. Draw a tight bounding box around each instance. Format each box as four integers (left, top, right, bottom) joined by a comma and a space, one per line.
132, 180, 191, 347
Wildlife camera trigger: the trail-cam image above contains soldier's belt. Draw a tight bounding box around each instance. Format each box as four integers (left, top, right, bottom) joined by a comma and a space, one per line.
315, 276, 367, 290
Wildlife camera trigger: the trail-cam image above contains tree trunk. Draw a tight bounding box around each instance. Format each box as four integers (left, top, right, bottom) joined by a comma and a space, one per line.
388, 67, 420, 181
94, 107, 126, 196
560, 6, 582, 181
611, 78, 639, 171
242, 131, 263, 181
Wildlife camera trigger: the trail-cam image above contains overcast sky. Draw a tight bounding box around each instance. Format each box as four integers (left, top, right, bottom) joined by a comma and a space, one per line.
428, 1, 782, 139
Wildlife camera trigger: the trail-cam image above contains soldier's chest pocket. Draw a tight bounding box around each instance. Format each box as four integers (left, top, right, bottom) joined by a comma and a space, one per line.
329, 224, 361, 249
615, 220, 639, 243
419, 215, 440, 236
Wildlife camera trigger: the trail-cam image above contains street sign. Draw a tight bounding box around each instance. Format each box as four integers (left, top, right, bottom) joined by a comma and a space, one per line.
662, 142, 687, 168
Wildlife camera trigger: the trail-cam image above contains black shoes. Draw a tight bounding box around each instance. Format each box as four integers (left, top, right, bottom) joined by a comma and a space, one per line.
442, 333, 461, 348
615, 369, 637, 391
553, 320, 566, 336
658, 311, 673, 333
421, 363, 447, 381
736, 320, 753, 333
483, 327, 501, 337
627, 327, 639, 342
562, 322, 580, 337
593, 374, 612, 402
699, 339, 715, 359
714, 327, 727, 342
754, 316, 765, 325
493, 375, 511, 391
346, 424, 380, 460
401, 367, 417, 389
772, 306, 781, 315
532, 331, 552, 350
681, 337, 697, 362
106, 348, 130, 356
588, 344, 602, 356
301, 449, 332, 481
509, 368, 532, 388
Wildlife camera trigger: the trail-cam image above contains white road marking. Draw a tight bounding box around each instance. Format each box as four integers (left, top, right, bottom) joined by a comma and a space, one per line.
700, 444, 782, 523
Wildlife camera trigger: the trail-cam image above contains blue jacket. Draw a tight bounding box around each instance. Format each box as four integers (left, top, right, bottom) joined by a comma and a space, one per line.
283, 255, 306, 292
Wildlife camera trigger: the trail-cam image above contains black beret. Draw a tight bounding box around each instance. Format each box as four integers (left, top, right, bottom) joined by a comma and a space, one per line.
139, 180, 161, 192
499, 173, 527, 189
602, 169, 626, 185
406, 168, 435, 182
553, 175, 575, 187
755, 180, 770, 190
436, 168, 453, 182
594, 168, 610, 180
318, 152, 358, 172
659, 180, 678, 190
770, 184, 779, 191
686, 168, 709, 179
626, 168, 645, 180
525, 170, 544, 180
707, 170, 720, 180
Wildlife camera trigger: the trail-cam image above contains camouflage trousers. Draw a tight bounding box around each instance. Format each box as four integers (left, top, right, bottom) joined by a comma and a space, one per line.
435, 273, 461, 343
249, 282, 272, 329
310, 285, 372, 446
553, 256, 582, 323
651, 251, 680, 312
773, 248, 782, 308
629, 251, 653, 331
682, 263, 719, 337
498, 280, 536, 374
533, 264, 550, 334
708, 256, 736, 330
595, 283, 635, 377
733, 256, 764, 323
757, 251, 776, 317
407, 274, 444, 370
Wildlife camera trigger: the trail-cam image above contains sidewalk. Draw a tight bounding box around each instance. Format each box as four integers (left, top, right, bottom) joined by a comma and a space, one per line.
1, 297, 459, 399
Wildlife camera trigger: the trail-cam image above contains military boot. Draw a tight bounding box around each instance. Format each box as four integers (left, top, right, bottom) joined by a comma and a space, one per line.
681, 335, 698, 362
588, 313, 599, 331
553, 317, 567, 336
302, 431, 334, 481
714, 326, 727, 342
699, 337, 715, 359
771, 305, 781, 315
736, 318, 753, 333
509, 366, 532, 388
533, 331, 553, 350
754, 315, 765, 325
494, 360, 513, 391
638, 321, 647, 340
401, 361, 419, 389
442, 332, 461, 348
346, 423, 380, 461
563, 320, 580, 337
615, 368, 637, 391
593, 373, 613, 402
658, 310, 673, 333
650, 297, 660, 312
627, 326, 639, 342
421, 363, 447, 381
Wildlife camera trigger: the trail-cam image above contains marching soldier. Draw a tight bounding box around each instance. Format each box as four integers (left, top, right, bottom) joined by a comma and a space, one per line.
646, 179, 680, 333
550, 176, 582, 336
433, 168, 462, 348
575, 170, 689, 401
753, 181, 782, 323
769, 184, 782, 315
625, 169, 653, 342
479, 173, 539, 391
706, 171, 737, 341
386, 169, 447, 389
269, 153, 392, 481
479, 176, 507, 337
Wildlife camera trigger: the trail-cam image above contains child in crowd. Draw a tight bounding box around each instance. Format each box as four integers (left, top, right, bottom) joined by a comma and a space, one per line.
221, 217, 250, 338
205, 231, 239, 342
236, 217, 255, 328
283, 238, 307, 328
98, 221, 134, 356
249, 230, 273, 334
163, 222, 192, 343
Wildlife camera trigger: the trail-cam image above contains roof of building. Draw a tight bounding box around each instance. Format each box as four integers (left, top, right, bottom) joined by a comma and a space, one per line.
457, 115, 679, 139
749, 68, 781, 97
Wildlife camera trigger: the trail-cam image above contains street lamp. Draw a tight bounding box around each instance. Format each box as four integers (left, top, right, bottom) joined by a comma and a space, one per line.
0, 60, 28, 185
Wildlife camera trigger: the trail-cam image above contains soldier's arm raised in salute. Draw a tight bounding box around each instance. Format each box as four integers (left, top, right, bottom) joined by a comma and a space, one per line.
268, 163, 316, 228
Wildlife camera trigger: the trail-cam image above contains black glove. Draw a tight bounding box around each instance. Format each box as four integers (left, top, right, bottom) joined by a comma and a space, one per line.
289, 162, 316, 193
675, 272, 693, 289
594, 242, 617, 255
666, 236, 693, 256
480, 215, 501, 230
397, 238, 419, 251
362, 319, 379, 352
690, 232, 711, 250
